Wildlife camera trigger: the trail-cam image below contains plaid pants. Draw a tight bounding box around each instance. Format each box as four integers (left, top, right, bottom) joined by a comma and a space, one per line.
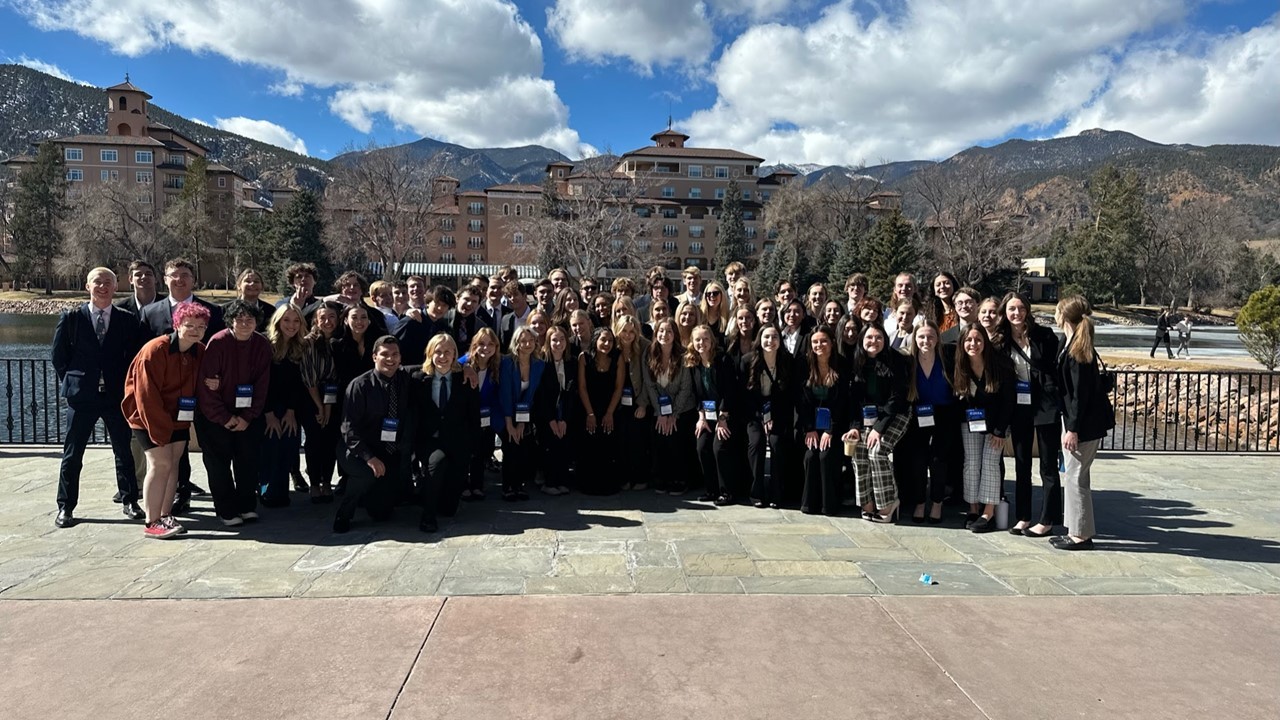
962, 427, 1003, 505
853, 412, 910, 508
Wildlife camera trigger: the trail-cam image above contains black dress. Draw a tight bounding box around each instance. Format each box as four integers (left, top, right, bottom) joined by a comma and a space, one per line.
579, 354, 620, 495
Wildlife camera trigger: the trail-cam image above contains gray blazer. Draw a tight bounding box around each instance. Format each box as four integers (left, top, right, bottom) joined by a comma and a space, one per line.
641, 351, 696, 415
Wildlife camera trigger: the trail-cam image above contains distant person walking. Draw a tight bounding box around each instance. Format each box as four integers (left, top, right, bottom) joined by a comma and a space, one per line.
1150, 309, 1174, 359
1175, 316, 1193, 359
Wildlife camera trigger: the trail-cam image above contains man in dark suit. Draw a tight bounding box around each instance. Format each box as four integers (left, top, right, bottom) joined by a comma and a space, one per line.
498, 280, 532, 349
476, 273, 505, 334
138, 257, 224, 507
395, 285, 455, 368
52, 267, 145, 527
114, 259, 166, 316
452, 285, 484, 351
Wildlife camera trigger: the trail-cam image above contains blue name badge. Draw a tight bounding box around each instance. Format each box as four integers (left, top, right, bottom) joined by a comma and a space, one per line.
862, 404, 877, 428
658, 394, 673, 416
322, 382, 339, 405
815, 406, 831, 431
761, 400, 772, 425
479, 407, 491, 428
967, 408, 987, 433
177, 396, 196, 422
381, 417, 399, 442
235, 383, 253, 409
916, 403, 935, 428
515, 402, 531, 424
621, 387, 634, 407
702, 400, 718, 421
1016, 380, 1032, 405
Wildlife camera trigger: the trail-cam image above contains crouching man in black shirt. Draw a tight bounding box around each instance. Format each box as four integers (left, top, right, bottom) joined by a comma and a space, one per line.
334, 336, 416, 533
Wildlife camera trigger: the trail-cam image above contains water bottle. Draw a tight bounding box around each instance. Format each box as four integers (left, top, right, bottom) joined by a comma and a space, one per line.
995, 499, 1010, 530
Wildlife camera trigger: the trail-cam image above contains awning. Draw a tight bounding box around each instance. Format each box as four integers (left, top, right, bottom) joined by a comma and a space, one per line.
366, 262, 542, 279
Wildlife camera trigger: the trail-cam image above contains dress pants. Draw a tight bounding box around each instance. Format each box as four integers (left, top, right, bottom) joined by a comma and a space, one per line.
801, 443, 843, 515
695, 418, 744, 497
500, 426, 538, 493
421, 442, 465, 522
469, 426, 498, 493
579, 423, 619, 495
616, 408, 651, 488
336, 451, 404, 523
651, 411, 696, 492
1063, 438, 1099, 539
537, 424, 573, 490
898, 405, 959, 510
259, 430, 302, 504
57, 394, 138, 511
1011, 410, 1063, 524
196, 415, 264, 521
302, 410, 340, 487
746, 419, 792, 506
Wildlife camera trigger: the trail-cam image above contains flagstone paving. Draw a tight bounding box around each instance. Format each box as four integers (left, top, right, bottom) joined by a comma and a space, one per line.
1, 448, 1277, 598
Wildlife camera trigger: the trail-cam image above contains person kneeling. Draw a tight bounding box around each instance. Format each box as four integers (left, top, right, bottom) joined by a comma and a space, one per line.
412, 333, 478, 533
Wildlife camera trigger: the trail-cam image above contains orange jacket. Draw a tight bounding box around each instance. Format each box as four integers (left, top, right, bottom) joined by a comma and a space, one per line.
122, 333, 204, 447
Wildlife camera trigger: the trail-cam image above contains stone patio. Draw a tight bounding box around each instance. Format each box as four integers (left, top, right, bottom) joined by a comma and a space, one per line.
1, 448, 1277, 599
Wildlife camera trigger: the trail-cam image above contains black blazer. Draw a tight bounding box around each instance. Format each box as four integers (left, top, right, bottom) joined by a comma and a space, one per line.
139, 295, 226, 342
795, 362, 853, 435
394, 312, 450, 369
1058, 349, 1115, 443
738, 349, 796, 432
115, 292, 166, 317
533, 354, 580, 426
1008, 324, 1063, 426
687, 353, 742, 418
960, 370, 1017, 439
412, 369, 479, 452
850, 350, 910, 434
51, 303, 141, 405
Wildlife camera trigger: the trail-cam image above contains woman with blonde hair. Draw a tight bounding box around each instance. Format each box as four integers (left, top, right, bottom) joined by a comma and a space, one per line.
685, 324, 742, 504
412, 333, 479, 532
642, 318, 695, 494
259, 305, 309, 507
675, 300, 702, 348
535, 325, 577, 495
463, 327, 502, 501
699, 281, 730, 339
1051, 296, 1114, 550
613, 314, 651, 490
499, 325, 544, 501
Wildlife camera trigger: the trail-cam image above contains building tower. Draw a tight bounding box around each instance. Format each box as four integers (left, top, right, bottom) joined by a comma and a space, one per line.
105, 74, 152, 138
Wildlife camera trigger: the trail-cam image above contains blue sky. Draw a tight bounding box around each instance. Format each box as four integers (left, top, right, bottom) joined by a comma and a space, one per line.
2, 0, 1277, 166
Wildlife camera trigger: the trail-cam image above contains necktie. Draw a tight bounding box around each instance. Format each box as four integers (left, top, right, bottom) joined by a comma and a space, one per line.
439, 375, 449, 408
94, 310, 106, 344
385, 379, 399, 454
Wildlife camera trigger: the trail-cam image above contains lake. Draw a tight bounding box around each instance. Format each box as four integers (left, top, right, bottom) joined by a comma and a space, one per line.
0, 313, 59, 360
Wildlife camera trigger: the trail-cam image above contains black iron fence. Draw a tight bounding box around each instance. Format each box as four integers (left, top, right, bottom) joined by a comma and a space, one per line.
4, 358, 1277, 452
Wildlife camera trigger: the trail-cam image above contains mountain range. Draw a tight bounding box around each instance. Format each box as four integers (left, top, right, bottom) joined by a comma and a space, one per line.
2, 63, 1278, 238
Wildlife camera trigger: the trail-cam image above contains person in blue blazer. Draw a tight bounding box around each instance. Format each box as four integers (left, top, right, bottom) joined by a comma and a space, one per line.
498, 325, 544, 501
51, 267, 145, 527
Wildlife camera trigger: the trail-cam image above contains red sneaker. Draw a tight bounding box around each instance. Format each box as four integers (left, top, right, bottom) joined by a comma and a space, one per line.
161, 515, 187, 535
144, 521, 178, 539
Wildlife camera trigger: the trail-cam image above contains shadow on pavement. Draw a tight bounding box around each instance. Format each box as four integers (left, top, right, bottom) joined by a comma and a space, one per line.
1093, 489, 1280, 563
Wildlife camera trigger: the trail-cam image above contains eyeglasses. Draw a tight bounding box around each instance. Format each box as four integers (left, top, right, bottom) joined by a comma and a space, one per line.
582, 286, 598, 292
705, 291, 722, 297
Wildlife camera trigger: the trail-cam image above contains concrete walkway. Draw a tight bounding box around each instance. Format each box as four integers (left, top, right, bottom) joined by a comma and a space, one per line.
1, 449, 1277, 598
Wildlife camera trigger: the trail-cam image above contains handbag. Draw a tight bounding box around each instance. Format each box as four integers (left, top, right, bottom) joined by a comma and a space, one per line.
1092, 352, 1117, 430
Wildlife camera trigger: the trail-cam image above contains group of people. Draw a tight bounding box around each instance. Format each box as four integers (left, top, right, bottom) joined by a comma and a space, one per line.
52, 259, 1113, 550
1152, 309, 1195, 359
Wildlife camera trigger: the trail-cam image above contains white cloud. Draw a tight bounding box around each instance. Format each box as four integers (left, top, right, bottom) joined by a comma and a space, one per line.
547, 0, 716, 72
1062, 19, 1280, 146
213, 116, 309, 155
705, 0, 791, 21
11, 0, 591, 157
10, 55, 85, 84
682, 0, 1200, 165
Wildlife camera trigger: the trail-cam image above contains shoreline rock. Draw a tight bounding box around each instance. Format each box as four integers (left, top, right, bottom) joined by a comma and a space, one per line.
0, 299, 85, 315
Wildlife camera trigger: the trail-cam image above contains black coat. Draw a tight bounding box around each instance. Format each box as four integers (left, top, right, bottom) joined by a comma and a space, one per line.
533, 354, 580, 426
850, 350, 910, 435
139, 295, 226, 342
737, 349, 796, 432
687, 353, 743, 419
1008, 324, 1063, 426
795, 362, 852, 436
959, 370, 1017, 438
115, 292, 166, 317
52, 303, 142, 404
1058, 349, 1115, 443
412, 368, 480, 452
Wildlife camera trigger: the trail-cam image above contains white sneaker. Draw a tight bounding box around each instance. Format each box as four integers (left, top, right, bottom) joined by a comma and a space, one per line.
221, 515, 244, 527
239, 511, 259, 522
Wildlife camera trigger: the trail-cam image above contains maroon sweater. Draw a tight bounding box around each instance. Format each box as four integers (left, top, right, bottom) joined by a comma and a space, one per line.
197, 329, 272, 425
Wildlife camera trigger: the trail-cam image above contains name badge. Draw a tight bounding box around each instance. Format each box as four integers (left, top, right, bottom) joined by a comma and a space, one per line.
1017, 380, 1032, 406
862, 405, 877, 428
479, 407, 491, 428
322, 383, 338, 405
177, 396, 196, 422
621, 387, 634, 407
967, 408, 988, 433
815, 407, 831, 431
761, 400, 772, 425
515, 402, 531, 424
381, 417, 399, 441
917, 403, 935, 428
235, 383, 253, 408
702, 400, 718, 422
658, 394, 673, 416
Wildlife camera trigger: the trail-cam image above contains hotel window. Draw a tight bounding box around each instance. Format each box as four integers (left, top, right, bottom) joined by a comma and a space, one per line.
467, 202, 484, 214
66, 169, 83, 181
746, 166, 756, 176
135, 151, 153, 164
468, 237, 484, 248
690, 242, 704, 254
515, 204, 521, 216
527, 205, 534, 216
689, 225, 705, 238
638, 240, 651, 252
468, 219, 484, 232
101, 149, 118, 163
689, 188, 701, 199
440, 217, 454, 231
662, 208, 677, 218
745, 243, 756, 254
100, 170, 119, 182
714, 167, 728, 179
138, 194, 152, 204
661, 186, 675, 198
761, 191, 772, 202
65, 148, 83, 162
513, 232, 525, 245
469, 253, 483, 263
688, 165, 702, 178
502, 204, 509, 216
440, 236, 455, 247
635, 208, 650, 218
140, 213, 153, 223
168, 154, 185, 166
742, 190, 751, 200
218, 177, 226, 188
715, 188, 725, 200
136, 171, 153, 184
743, 211, 755, 220
442, 252, 455, 263
662, 225, 678, 237
745, 226, 757, 239
662, 241, 677, 252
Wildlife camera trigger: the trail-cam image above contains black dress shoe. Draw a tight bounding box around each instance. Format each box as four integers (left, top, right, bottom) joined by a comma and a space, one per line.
1052, 536, 1094, 551
290, 470, 309, 493
1023, 526, 1053, 538
970, 515, 996, 533
187, 483, 209, 496
54, 509, 74, 528
332, 516, 352, 534
419, 516, 439, 533
171, 497, 192, 515
122, 501, 145, 520
112, 491, 125, 504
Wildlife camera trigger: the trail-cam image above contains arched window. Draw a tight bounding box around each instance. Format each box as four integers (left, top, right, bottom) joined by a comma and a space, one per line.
117, 123, 131, 136
503, 204, 510, 216
515, 205, 521, 216
119, 96, 128, 110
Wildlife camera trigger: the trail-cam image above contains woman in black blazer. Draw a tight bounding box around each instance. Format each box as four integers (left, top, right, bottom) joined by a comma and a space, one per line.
686, 325, 743, 505
412, 333, 479, 533
741, 325, 796, 508
999, 292, 1064, 537
1053, 296, 1115, 550
535, 325, 579, 496
796, 325, 856, 516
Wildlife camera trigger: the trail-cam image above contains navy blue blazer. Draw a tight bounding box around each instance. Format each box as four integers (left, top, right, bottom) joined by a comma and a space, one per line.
139, 295, 225, 342
52, 303, 141, 405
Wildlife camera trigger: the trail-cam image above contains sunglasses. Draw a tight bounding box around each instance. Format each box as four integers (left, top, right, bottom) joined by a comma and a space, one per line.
582, 286, 598, 292
705, 291, 722, 297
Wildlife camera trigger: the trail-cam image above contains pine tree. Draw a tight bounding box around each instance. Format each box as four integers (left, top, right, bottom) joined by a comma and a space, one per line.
1056, 165, 1147, 305
274, 190, 332, 292
233, 210, 280, 287
863, 210, 919, 300
10, 142, 69, 294
714, 178, 749, 271
161, 155, 213, 278
828, 223, 866, 288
